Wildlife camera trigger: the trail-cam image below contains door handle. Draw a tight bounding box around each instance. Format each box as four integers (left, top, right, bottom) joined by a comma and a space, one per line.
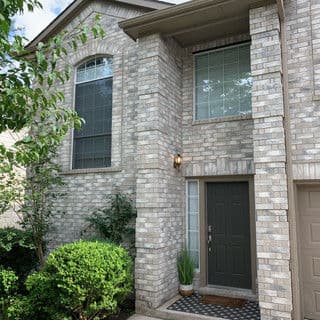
208, 225, 212, 244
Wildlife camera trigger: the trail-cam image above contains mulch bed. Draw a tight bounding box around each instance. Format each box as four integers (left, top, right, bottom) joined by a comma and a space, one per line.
107, 296, 135, 320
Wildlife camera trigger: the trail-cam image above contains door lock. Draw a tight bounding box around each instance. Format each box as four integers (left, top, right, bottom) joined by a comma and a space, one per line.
208, 225, 214, 240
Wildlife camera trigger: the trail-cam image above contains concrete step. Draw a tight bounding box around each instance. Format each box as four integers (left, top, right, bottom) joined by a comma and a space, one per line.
198, 286, 257, 301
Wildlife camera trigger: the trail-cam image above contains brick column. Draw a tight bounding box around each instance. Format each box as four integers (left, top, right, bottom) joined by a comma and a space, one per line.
135, 34, 184, 311
250, 4, 293, 320
311, 0, 320, 99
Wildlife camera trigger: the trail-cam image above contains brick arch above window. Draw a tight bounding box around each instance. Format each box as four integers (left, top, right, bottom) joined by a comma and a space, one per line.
68, 42, 121, 67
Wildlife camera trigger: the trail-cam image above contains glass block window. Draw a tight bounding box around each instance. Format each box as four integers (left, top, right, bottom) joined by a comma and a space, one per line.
187, 180, 200, 269
73, 57, 113, 169
194, 43, 252, 120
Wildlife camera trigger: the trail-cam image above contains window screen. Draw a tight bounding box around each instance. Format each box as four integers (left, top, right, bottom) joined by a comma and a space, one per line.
195, 43, 252, 120
73, 57, 113, 169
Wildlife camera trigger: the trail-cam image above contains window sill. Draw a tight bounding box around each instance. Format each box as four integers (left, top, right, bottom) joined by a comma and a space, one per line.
192, 114, 252, 125
313, 94, 320, 101
60, 166, 122, 175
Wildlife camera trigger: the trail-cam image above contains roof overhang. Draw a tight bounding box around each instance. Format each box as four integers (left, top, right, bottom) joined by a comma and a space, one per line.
25, 0, 173, 52
119, 0, 276, 47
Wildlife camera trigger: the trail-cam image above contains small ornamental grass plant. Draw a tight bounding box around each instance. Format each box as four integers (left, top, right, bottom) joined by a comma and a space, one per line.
177, 249, 195, 285
8, 241, 133, 320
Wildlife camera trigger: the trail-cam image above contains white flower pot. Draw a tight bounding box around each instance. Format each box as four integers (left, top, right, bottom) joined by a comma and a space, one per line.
179, 284, 194, 296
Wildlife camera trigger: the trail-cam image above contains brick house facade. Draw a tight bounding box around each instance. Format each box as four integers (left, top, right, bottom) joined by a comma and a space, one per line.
24, 0, 320, 319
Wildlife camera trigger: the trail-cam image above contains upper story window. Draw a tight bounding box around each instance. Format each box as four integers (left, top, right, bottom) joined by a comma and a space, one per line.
73, 57, 113, 169
194, 43, 252, 121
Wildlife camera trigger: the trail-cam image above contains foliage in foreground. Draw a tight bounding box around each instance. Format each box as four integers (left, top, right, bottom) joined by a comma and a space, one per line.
5, 241, 133, 320
86, 192, 137, 255
0, 228, 37, 290
0, 0, 105, 266
177, 249, 195, 285
0, 268, 18, 319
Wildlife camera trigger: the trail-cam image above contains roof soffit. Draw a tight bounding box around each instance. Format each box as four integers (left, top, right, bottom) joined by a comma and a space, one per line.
120, 0, 276, 47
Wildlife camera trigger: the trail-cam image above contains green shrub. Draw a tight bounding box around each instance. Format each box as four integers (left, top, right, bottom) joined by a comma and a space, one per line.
0, 269, 18, 297
15, 241, 133, 320
0, 228, 37, 289
0, 268, 18, 319
86, 193, 136, 255
177, 249, 195, 285
7, 272, 67, 320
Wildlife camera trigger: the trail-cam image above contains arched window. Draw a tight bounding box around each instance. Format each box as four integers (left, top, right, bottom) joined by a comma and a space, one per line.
73, 57, 113, 169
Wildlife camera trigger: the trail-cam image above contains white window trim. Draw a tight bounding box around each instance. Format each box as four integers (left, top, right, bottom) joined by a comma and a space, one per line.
75, 74, 113, 85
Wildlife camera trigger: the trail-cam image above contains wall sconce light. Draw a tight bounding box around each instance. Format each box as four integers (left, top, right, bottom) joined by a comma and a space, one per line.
173, 154, 182, 169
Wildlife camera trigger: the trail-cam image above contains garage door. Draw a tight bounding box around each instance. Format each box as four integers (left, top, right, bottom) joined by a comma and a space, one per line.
298, 185, 320, 320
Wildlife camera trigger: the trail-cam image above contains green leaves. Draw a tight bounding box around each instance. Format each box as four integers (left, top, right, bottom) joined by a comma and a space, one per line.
0, 7, 105, 135
21, 241, 133, 320
0, 269, 18, 297
86, 193, 137, 257
0, 268, 19, 320
177, 249, 195, 285
0, 228, 38, 294
0, 1, 40, 37
0, 0, 105, 268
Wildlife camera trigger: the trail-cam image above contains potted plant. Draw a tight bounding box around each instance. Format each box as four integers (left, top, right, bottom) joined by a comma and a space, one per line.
177, 249, 195, 296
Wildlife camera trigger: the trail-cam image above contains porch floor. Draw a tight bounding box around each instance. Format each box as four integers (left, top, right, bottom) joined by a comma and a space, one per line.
166, 293, 260, 320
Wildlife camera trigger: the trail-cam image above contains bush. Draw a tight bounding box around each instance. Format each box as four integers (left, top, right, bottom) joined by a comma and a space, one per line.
0, 228, 37, 289
0, 268, 18, 319
86, 193, 136, 256
5, 272, 66, 320
13, 241, 133, 320
0, 269, 18, 297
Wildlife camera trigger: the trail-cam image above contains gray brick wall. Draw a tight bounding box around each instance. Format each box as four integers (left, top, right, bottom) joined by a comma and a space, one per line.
286, 0, 320, 179
43, 0, 320, 318
49, 0, 148, 248
250, 4, 292, 319
182, 34, 254, 179
135, 34, 184, 310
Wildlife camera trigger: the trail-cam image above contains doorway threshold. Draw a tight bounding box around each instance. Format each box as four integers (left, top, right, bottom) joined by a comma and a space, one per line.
198, 285, 257, 301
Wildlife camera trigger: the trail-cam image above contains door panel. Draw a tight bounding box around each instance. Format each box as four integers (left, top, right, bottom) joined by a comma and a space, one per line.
207, 182, 252, 289
298, 186, 320, 320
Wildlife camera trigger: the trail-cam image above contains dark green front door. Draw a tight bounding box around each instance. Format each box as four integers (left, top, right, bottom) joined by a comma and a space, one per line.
207, 182, 252, 289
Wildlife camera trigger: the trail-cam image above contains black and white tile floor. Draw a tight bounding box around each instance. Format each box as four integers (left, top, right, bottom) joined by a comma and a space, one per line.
167, 293, 261, 320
